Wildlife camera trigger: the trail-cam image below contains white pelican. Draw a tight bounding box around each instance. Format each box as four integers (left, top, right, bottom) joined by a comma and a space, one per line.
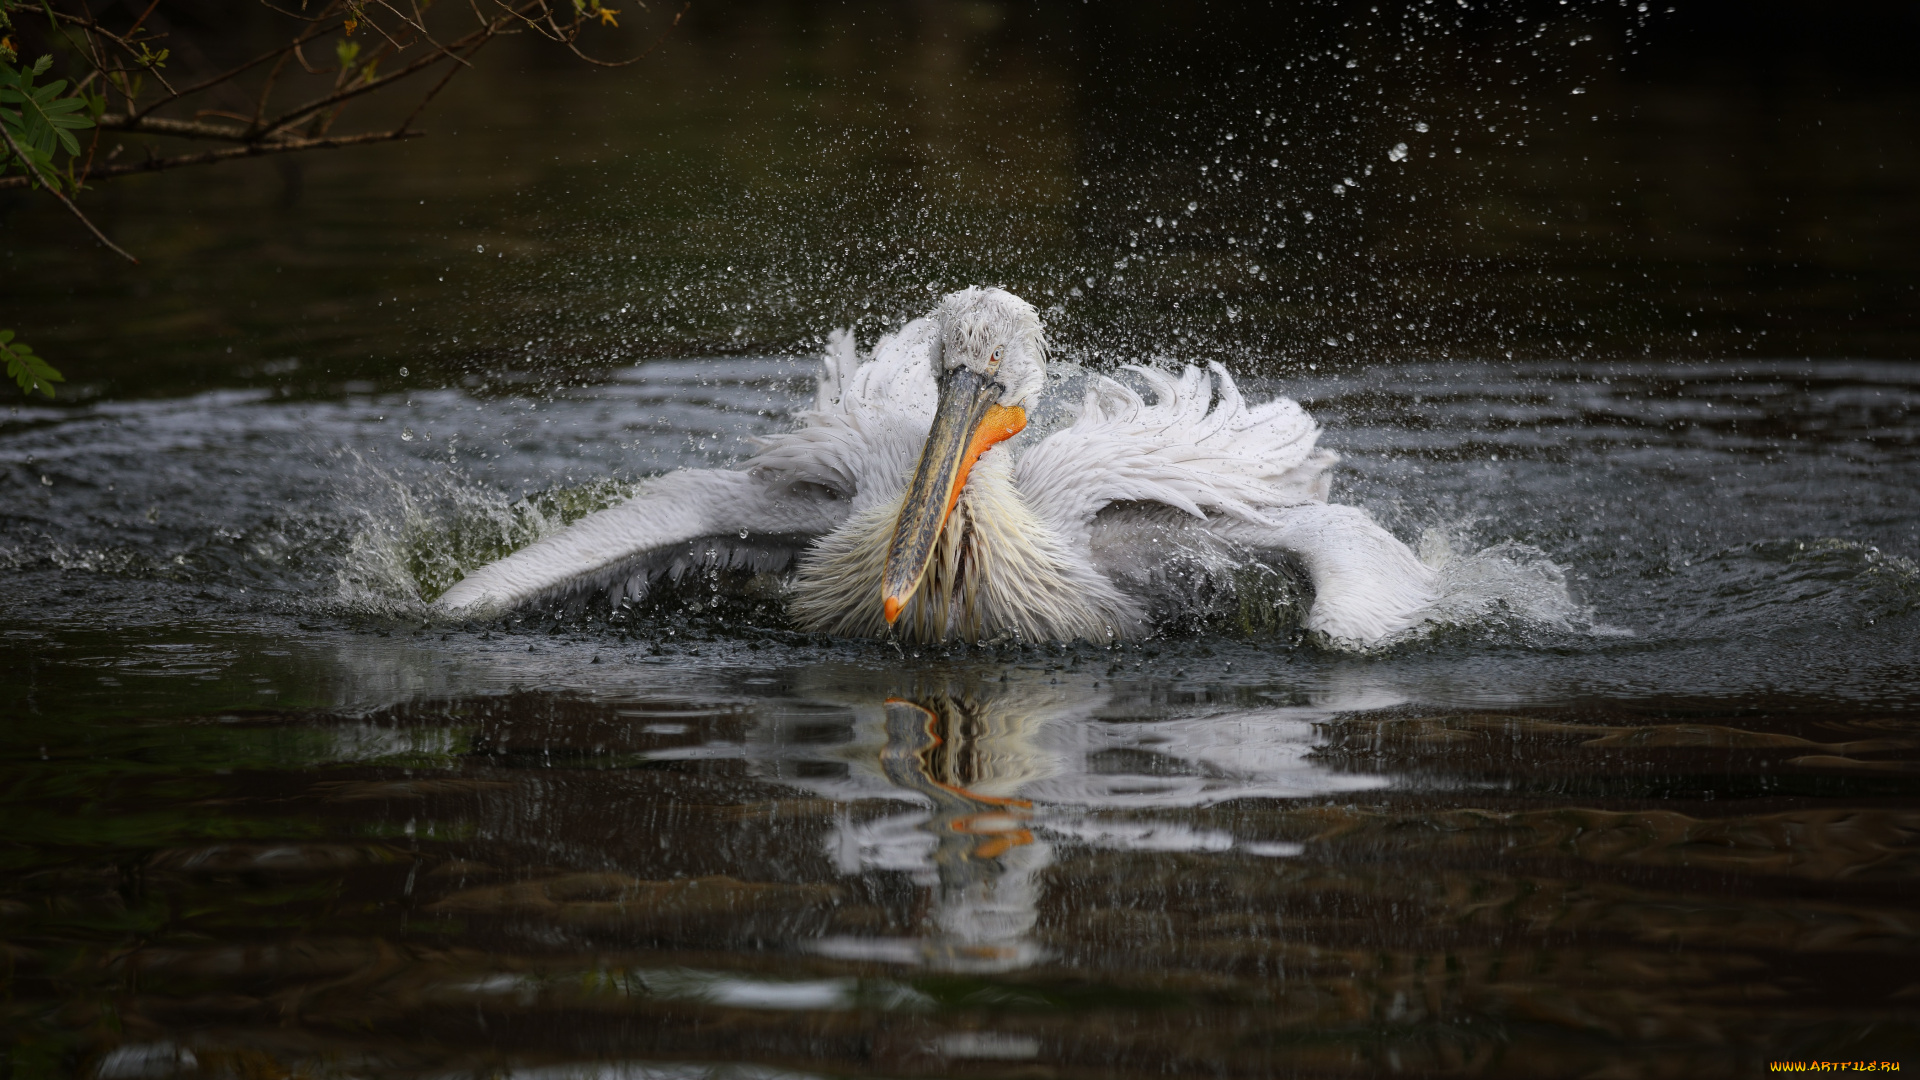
434, 287, 1437, 646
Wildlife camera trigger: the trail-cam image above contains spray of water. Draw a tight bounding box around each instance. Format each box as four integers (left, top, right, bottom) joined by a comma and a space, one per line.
334, 453, 636, 615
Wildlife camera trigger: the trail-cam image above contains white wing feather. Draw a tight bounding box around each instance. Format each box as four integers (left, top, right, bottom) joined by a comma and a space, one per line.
1015, 362, 1334, 545
435, 325, 935, 617
1215, 505, 1439, 645
745, 321, 938, 513
1019, 362, 1434, 645
433, 469, 842, 616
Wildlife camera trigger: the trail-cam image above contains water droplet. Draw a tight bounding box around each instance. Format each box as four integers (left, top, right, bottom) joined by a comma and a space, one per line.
398, 366, 409, 377
1388, 143, 1409, 162
1415, 121, 1430, 133
1571, 86, 1587, 95
401, 428, 415, 442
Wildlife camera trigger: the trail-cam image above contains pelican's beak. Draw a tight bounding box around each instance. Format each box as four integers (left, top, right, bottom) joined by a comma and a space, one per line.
882, 366, 1027, 623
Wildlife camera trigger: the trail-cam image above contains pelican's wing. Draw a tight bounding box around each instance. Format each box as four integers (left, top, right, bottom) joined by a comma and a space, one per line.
433, 469, 844, 617
1088, 503, 1436, 647
1214, 505, 1438, 645
435, 327, 937, 617
1015, 362, 1334, 544
745, 321, 939, 514
1021, 363, 1434, 646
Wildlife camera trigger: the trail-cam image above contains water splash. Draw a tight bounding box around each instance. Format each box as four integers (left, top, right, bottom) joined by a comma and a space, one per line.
334, 455, 636, 614
1415, 531, 1625, 642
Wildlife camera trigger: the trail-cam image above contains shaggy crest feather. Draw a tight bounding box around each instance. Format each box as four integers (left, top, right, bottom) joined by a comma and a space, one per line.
936, 286, 1047, 407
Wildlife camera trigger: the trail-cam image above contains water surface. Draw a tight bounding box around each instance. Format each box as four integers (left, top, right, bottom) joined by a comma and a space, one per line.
4, 2, 1919, 1076
5, 354, 1917, 1077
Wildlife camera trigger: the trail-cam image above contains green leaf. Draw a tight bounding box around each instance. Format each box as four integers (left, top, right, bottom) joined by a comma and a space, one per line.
0, 55, 92, 190
1, 330, 64, 399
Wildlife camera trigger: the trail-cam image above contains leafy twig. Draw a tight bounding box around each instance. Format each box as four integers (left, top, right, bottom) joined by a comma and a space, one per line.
0, 59, 136, 261
2, 330, 65, 399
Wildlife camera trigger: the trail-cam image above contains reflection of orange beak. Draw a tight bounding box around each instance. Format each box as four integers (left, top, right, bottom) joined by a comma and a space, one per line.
950, 813, 1035, 860
881, 367, 1026, 624
886, 695, 1036, 862
886, 696, 1034, 811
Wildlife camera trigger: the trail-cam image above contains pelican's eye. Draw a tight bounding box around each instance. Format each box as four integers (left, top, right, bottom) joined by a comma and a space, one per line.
987, 347, 1003, 370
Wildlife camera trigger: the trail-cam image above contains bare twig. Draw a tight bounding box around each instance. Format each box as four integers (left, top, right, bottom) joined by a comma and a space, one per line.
397, 28, 492, 131
352, 9, 412, 56
48, 0, 186, 99
255, 13, 506, 137
559, 0, 685, 68
251, 50, 296, 127
97, 113, 262, 141
0, 127, 424, 190
402, 0, 473, 67
367, 0, 431, 39
121, 18, 334, 119
0, 119, 138, 262
248, 0, 343, 24
37, 1, 321, 107
124, 0, 164, 35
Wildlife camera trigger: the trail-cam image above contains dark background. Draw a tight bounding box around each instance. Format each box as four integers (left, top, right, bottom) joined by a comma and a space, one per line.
3, 0, 1917, 399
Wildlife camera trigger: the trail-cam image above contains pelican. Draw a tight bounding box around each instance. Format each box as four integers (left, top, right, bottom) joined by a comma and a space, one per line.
434, 287, 1437, 645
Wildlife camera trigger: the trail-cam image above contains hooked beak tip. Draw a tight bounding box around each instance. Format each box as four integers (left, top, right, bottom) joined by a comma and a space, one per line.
883, 596, 906, 624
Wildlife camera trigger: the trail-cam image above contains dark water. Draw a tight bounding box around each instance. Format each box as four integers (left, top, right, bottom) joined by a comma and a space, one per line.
5, 2, 1920, 1077
6, 356, 1918, 1077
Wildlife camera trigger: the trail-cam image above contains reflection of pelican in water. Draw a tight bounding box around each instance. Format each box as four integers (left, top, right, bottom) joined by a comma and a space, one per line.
436, 287, 1436, 646
734, 670, 1391, 972
871, 694, 1054, 972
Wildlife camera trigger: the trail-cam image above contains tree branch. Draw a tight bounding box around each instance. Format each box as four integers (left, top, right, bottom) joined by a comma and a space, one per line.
559, 0, 686, 68
7, 0, 688, 199
0, 120, 139, 262
97, 113, 264, 141
254, 13, 499, 137
0, 127, 423, 189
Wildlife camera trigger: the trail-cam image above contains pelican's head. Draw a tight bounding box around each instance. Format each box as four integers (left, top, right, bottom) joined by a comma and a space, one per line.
882, 287, 1046, 624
